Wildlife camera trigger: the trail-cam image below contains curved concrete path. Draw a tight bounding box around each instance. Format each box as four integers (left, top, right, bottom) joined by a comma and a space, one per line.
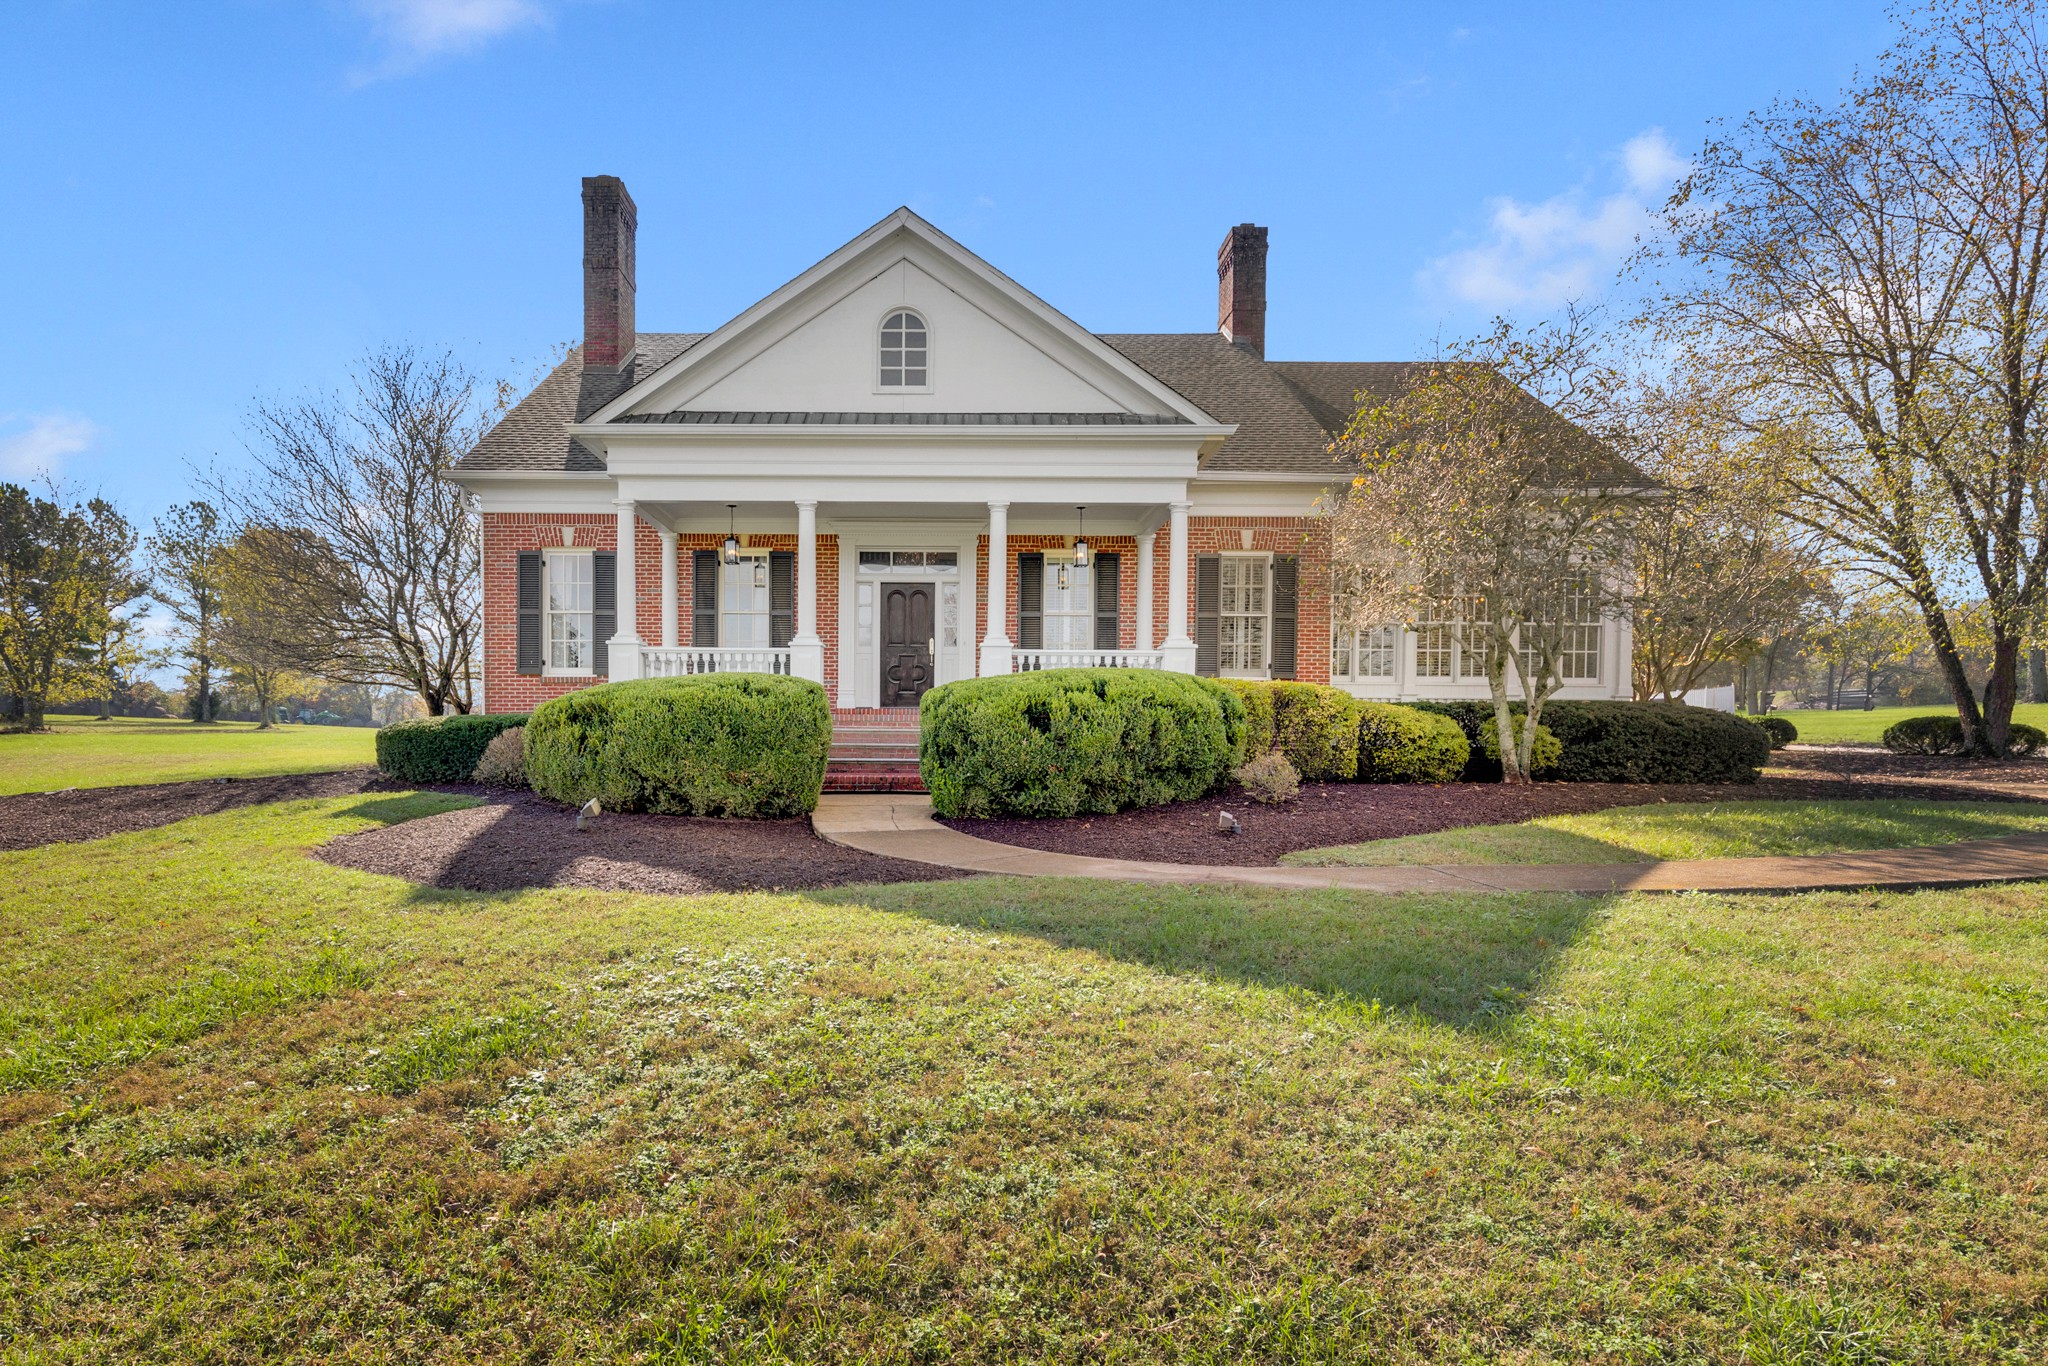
812, 795, 2048, 894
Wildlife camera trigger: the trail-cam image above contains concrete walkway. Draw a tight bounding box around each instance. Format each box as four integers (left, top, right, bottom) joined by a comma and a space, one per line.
811, 795, 2048, 894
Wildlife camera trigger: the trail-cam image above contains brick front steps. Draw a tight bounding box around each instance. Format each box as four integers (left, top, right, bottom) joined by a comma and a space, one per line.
825, 709, 923, 794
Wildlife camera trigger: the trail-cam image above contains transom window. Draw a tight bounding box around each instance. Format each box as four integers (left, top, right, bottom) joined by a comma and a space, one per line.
1041, 559, 1093, 650
1218, 555, 1268, 675
1332, 624, 1398, 680
544, 551, 594, 673
721, 553, 771, 648
879, 310, 928, 388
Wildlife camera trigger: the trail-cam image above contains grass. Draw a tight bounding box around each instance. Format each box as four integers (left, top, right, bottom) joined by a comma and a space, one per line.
1282, 798, 2048, 867
0, 715, 375, 794
1767, 701, 2048, 745
1, 798, 2044, 1360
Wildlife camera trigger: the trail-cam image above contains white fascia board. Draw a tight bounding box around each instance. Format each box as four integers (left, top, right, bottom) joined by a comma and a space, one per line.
582, 208, 1222, 426
1186, 480, 1329, 517
614, 474, 1192, 506
452, 473, 617, 514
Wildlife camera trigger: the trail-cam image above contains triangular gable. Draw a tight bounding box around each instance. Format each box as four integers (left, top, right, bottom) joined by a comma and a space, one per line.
585, 208, 1218, 425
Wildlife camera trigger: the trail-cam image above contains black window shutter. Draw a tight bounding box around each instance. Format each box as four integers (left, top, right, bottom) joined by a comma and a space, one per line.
691, 549, 719, 647
769, 551, 795, 649
1017, 552, 1044, 650
1093, 552, 1121, 651
1195, 553, 1221, 676
1270, 555, 1299, 680
516, 551, 543, 675
592, 551, 617, 677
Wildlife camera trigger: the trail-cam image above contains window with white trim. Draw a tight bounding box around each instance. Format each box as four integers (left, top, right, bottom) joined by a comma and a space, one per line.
1457, 594, 1494, 682
1519, 572, 1604, 683
1218, 555, 1268, 674
879, 310, 928, 388
1332, 624, 1398, 680
721, 552, 771, 648
544, 550, 595, 673
1041, 559, 1093, 649
1413, 598, 1454, 678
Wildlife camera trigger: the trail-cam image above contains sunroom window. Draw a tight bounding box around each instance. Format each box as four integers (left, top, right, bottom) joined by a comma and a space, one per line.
1332, 624, 1397, 680
879, 310, 928, 388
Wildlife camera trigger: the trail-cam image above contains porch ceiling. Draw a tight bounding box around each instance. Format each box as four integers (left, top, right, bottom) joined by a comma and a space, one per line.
636, 499, 1172, 534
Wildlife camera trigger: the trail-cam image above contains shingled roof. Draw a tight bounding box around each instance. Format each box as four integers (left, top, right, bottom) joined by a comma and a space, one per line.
456, 329, 1641, 485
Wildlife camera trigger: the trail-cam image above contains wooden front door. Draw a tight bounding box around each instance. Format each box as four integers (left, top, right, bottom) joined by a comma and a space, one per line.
881, 584, 935, 706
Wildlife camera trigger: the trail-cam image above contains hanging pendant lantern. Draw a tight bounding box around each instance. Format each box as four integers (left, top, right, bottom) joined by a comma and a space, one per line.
722, 505, 741, 565
1072, 506, 1089, 569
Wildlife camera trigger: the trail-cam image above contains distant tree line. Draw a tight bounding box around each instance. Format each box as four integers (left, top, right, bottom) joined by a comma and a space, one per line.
0, 347, 496, 733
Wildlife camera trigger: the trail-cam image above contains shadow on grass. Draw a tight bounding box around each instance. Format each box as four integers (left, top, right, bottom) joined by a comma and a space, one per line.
837, 879, 1611, 1029
1287, 822, 1647, 868
327, 793, 480, 828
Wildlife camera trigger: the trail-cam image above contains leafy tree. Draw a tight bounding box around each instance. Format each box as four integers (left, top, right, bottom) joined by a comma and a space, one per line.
0, 484, 140, 730
1641, 0, 2048, 753
210, 347, 494, 715
147, 501, 231, 724
1326, 310, 1649, 783
216, 528, 311, 729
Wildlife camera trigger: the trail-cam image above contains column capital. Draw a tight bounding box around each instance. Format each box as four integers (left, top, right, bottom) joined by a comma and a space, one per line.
612, 496, 637, 511
987, 499, 1011, 511
1169, 499, 1192, 513
794, 498, 818, 512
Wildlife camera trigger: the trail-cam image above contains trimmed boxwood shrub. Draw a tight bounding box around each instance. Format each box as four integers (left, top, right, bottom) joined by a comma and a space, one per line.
1415, 699, 1768, 783
524, 674, 829, 818
920, 668, 1246, 818
1757, 715, 1798, 749
1217, 678, 1276, 761
1543, 700, 1768, 783
1883, 714, 2047, 757
1411, 702, 1561, 782
1355, 702, 1469, 783
375, 712, 529, 784
1268, 681, 1363, 781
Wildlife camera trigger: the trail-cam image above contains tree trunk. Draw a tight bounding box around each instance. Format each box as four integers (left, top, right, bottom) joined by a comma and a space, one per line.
1863, 663, 1876, 710
2029, 647, 2048, 705
1981, 634, 2021, 756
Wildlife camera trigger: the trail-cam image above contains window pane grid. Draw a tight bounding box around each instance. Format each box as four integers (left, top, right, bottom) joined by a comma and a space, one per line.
1333, 624, 1398, 679
879, 310, 928, 388
721, 554, 771, 648
1219, 556, 1267, 673
546, 552, 595, 671
1042, 560, 1092, 650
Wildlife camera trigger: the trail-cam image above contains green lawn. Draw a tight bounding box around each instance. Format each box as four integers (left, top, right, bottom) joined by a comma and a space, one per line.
1282, 798, 2048, 867
0, 715, 375, 794
2, 797, 2043, 1360
1767, 701, 2048, 745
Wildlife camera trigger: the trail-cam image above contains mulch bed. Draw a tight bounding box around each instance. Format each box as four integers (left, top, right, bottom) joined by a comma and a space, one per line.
315, 789, 964, 894
0, 769, 387, 852
938, 748, 2048, 867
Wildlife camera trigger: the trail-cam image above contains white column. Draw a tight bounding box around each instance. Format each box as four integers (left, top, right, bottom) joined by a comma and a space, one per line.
1161, 500, 1196, 673
790, 499, 826, 686
980, 500, 1013, 676
1136, 528, 1156, 653
659, 528, 678, 648
610, 498, 644, 679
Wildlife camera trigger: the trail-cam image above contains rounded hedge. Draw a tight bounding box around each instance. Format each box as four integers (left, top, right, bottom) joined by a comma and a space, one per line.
1355, 702, 1469, 783
1543, 700, 1768, 783
1757, 715, 1798, 749
1411, 702, 1561, 781
920, 668, 1246, 818
1217, 678, 1276, 762
1479, 718, 1563, 775
1268, 681, 1363, 781
375, 712, 529, 784
524, 674, 830, 818
1883, 714, 2046, 757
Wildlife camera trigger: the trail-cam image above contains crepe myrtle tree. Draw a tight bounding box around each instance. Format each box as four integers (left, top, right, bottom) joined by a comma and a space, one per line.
209, 347, 498, 716
1326, 311, 1650, 783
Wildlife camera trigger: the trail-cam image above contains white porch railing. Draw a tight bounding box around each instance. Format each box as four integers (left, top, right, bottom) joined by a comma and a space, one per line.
641, 646, 794, 677
1011, 649, 1167, 672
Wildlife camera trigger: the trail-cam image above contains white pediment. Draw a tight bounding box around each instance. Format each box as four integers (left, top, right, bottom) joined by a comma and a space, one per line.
590, 209, 1214, 424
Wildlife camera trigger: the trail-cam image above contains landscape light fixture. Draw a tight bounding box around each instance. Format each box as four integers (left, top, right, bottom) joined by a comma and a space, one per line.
1072, 506, 1089, 569
722, 505, 740, 565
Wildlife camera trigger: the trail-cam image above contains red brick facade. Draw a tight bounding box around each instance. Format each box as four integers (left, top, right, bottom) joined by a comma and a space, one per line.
484, 512, 1327, 711
480, 512, 839, 713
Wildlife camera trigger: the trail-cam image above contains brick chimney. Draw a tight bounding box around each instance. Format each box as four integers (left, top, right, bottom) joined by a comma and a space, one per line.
1216, 223, 1268, 358
581, 176, 637, 369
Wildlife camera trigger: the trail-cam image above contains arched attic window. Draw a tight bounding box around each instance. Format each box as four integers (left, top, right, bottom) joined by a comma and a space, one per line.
879, 310, 928, 388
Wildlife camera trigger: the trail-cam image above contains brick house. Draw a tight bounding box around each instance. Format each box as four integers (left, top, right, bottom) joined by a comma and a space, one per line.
450, 177, 1634, 718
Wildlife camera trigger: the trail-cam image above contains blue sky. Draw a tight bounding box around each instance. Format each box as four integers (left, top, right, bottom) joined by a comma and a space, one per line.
1, 0, 1892, 523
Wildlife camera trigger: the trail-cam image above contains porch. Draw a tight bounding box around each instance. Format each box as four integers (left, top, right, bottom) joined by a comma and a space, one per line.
603, 496, 1202, 707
